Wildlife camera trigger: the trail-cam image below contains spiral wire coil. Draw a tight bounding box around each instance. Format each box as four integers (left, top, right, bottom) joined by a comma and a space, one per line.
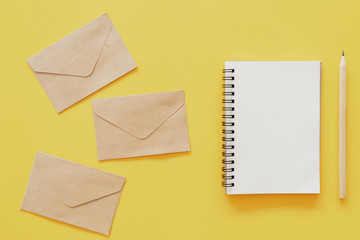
222, 68, 235, 188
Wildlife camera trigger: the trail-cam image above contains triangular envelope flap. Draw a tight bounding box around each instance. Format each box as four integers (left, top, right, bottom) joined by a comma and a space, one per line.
34, 152, 125, 207
93, 90, 185, 139
27, 14, 112, 77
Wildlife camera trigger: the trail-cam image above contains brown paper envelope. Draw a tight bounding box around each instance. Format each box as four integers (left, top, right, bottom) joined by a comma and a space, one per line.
27, 13, 137, 113
21, 152, 125, 235
92, 90, 191, 160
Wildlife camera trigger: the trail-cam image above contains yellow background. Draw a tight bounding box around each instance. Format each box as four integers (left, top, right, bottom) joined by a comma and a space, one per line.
1, 0, 359, 239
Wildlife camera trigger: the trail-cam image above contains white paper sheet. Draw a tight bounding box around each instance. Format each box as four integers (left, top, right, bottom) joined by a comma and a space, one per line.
224, 61, 320, 194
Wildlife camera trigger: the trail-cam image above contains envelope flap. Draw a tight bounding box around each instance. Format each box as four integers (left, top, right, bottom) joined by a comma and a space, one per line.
92, 90, 185, 139
27, 14, 112, 77
34, 152, 125, 207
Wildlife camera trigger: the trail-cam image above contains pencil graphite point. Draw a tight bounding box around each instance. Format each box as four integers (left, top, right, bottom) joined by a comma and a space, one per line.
342, 50, 344, 56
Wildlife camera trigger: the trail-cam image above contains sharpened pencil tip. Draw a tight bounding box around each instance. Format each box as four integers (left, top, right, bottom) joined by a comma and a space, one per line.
342, 50, 344, 56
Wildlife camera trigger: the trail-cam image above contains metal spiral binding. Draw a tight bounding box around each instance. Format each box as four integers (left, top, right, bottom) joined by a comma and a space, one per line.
222, 68, 235, 188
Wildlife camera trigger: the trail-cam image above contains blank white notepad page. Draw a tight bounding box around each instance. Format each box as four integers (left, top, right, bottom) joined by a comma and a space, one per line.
224, 61, 320, 195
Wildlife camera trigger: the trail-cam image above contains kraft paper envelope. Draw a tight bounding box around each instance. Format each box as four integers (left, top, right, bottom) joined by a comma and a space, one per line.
21, 152, 125, 235
92, 90, 191, 160
27, 13, 137, 113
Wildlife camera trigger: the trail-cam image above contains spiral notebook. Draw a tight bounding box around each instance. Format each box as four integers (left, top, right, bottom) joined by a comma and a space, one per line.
222, 61, 321, 194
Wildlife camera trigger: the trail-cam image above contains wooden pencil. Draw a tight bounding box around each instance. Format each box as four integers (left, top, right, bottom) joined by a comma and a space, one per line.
339, 51, 346, 199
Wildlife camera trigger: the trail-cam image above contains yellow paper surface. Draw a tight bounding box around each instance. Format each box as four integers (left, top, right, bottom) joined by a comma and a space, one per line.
1, 0, 360, 239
